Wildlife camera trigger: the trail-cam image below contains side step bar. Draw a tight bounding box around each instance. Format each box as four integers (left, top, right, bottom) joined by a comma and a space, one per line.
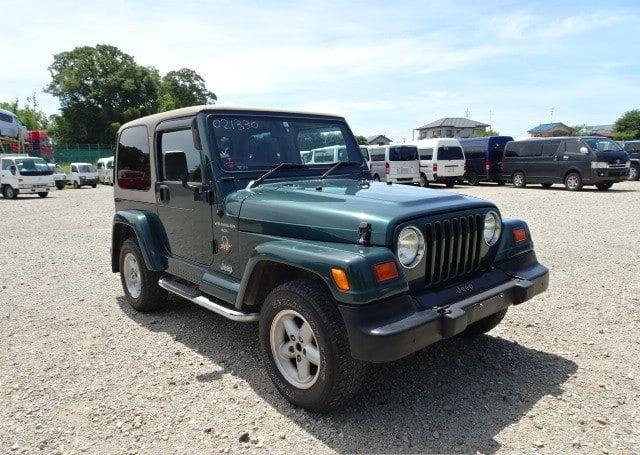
158, 277, 259, 322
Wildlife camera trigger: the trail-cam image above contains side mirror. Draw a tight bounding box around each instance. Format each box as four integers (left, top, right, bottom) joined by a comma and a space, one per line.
9, 165, 17, 175
191, 118, 202, 151
164, 151, 189, 182
579, 146, 589, 154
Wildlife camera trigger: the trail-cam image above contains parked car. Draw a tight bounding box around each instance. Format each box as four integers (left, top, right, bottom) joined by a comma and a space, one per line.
0, 109, 28, 140
503, 137, 630, 191
47, 163, 68, 189
359, 145, 372, 169
305, 145, 348, 164
68, 162, 98, 188
459, 136, 513, 185
97, 156, 115, 185
621, 140, 640, 181
407, 138, 465, 187
0, 154, 55, 198
111, 105, 549, 411
369, 144, 420, 184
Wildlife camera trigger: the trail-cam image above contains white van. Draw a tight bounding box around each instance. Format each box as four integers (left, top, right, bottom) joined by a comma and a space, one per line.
69, 162, 98, 188
0, 154, 56, 198
409, 138, 465, 187
368, 145, 420, 184
0, 109, 28, 140
47, 163, 68, 189
97, 156, 114, 185
359, 146, 372, 170
306, 145, 349, 164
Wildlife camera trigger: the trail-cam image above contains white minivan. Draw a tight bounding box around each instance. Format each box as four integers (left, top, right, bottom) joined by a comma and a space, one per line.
306, 145, 349, 164
408, 138, 465, 187
97, 156, 114, 185
69, 162, 99, 188
368, 145, 420, 184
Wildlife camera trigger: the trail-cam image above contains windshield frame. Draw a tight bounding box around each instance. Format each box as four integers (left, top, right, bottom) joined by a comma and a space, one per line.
581, 137, 623, 153
205, 111, 365, 176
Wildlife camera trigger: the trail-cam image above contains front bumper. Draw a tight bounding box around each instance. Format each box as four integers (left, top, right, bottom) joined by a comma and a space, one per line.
389, 176, 421, 184
338, 250, 549, 362
586, 168, 629, 183
17, 185, 55, 194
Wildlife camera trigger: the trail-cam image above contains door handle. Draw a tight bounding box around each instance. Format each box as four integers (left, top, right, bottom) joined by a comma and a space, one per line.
563, 156, 569, 160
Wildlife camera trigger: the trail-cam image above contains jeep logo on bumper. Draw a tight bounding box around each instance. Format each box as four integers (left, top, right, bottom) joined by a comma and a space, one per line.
456, 283, 474, 294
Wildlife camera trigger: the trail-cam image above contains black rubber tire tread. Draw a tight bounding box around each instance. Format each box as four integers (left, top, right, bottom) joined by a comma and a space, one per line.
445, 181, 455, 188
118, 238, 166, 312
541, 183, 552, 188
3, 185, 18, 199
459, 308, 508, 338
595, 182, 613, 191
259, 279, 365, 412
467, 172, 479, 186
512, 171, 526, 188
38, 192, 48, 198
629, 163, 639, 181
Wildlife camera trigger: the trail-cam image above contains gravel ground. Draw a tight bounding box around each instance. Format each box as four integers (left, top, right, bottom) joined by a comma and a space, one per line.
1, 182, 639, 454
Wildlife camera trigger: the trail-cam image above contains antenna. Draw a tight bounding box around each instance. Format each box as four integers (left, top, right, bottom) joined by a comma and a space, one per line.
465, 108, 470, 119
489, 109, 493, 129
550, 107, 555, 123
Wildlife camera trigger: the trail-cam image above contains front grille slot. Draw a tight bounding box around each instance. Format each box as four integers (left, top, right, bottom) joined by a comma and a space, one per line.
425, 214, 484, 286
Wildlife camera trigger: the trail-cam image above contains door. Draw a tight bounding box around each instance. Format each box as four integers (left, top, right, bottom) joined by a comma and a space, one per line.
556, 140, 590, 181
435, 144, 465, 179
69, 164, 79, 183
155, 123, 214, 265
537, 140, 561, 181
388, 145, 419, 179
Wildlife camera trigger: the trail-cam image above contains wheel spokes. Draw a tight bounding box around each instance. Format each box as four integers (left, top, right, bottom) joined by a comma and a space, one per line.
299, 322, 313, 344
303, 345, 320, 366
297, 358, 311, 381
282, 317, 299, 340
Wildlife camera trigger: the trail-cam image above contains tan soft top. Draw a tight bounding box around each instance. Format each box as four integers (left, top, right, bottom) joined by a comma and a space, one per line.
118, 105, 345, 134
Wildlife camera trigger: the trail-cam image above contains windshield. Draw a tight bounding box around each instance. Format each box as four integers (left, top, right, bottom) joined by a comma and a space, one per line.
582, 138, 622, 152
209, 115, 363, 172
438, 146, 464, 160
15, 158, 52, 176
106, 161, 114, 169
359, 147, 370, 161
78, 164, 95, 173
389, 146, 418, 161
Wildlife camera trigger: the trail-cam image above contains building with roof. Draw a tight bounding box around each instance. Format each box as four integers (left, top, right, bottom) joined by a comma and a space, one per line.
366, 134, 392, 145
414, 118, 489, 139
574, 124, 614, 138
528, 122, 573, 137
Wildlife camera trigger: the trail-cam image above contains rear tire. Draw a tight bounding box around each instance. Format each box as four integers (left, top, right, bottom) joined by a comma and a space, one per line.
91, 184, 97, 188
596, 182, 614, 191
420, 173, 428, 187
373, 174, 380, 182
259, 279, 365, 412
466, 172, 479, 186
38, 192, 48, 198
445, 180, 455, 188
459, 308, 508, 337
118, 238, 166, 312
564, 172, 583, 191
512, 171, 526, 188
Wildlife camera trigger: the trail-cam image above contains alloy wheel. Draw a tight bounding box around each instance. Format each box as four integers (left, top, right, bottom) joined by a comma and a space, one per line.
122, 252, 142, 299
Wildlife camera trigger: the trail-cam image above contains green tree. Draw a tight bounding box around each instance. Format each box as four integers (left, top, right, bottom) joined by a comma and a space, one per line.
45, 44, 160, 143
0, 95, 49, 130
613, 109, 640, 140
158, 68, 216, 111
471, 129, 500, 137
354, 135, 368, 145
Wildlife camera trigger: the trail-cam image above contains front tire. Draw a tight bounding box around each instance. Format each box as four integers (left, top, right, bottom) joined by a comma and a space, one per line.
2, 185, 18, 199
628, 164, 639, 181
38, 192, 48, 198
512, 171, 526, 188
118, 238, 166, 312
259, 280, 365, 412
459, 308, 508, 338
564, 172, 583, 191
56, 182, 65, 190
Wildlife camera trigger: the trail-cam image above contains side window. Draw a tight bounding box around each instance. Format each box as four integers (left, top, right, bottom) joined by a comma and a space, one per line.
419, 148, 433, 160
564, 141, 582, 155
160, 129, 202, 182
542, 140, 560, 156
522, 142, 542, 157
97, 162, 103, 170
116, 125, 151, 191
71, 165, 78, 172
1, 159, 12, 170
504, 142, 522, 158
0, 113, 12, 122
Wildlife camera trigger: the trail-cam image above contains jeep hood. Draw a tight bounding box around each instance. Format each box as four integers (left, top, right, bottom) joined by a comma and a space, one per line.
234, 179, 495, 245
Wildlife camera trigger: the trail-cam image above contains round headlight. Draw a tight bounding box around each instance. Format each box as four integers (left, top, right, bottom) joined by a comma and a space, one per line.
397, 226, 425, 268
483, 211, 502, 246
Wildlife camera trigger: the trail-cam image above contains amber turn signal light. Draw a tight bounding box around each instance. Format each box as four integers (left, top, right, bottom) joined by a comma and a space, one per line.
331, 268, 351, 292
373, 261, 399, 283
512, 227, 527, 243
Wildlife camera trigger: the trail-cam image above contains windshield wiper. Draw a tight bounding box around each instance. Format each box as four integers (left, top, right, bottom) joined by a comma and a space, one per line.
246, 162, 307, 190
320, 161, 362, 180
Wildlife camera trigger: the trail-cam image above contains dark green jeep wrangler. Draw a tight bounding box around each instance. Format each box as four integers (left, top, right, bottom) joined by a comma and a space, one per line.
111, 106, 549, 411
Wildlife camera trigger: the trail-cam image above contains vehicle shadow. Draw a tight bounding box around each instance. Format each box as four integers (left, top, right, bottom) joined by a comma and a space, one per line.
117, 295, 577, 454
504, 185, 637, 193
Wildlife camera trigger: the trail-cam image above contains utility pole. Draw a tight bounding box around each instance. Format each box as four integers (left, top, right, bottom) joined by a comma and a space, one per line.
465, 108, 470, 119
550, 107, 555, 123
489, 109, 493, 130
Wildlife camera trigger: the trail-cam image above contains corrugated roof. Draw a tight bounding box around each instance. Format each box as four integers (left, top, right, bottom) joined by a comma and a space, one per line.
416, 117, 489, 130
528, 122, 572, 133
366, 134, 390, 142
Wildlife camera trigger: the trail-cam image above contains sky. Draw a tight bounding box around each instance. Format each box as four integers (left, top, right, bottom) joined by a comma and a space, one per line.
2, 0, 639, 141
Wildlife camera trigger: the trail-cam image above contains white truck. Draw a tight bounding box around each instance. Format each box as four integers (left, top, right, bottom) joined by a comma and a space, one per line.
97, 156, 114, 185
0, 154, 56, 198
68, 162, 98, 188
47, 163, 68, 190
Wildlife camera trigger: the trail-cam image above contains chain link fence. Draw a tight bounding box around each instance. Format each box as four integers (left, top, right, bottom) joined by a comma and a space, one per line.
52, 144, 114, 163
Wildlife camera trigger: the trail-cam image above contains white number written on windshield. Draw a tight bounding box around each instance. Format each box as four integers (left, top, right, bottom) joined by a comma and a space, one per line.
212, 119, 259, 130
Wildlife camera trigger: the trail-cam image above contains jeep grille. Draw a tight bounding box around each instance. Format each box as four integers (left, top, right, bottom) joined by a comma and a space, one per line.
424, 213, 485, 287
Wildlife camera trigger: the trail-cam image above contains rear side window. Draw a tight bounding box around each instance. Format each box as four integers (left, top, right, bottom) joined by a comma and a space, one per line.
542, 140, 561, 156
437, 146, 464, 160
0, 113, 12, 122
504, 142, 522, 158
419, 148, 433, 160
521, 142, 543, 157
160, 129, 202, 182
117, 126, 151, 191
389, 146, 418, 161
